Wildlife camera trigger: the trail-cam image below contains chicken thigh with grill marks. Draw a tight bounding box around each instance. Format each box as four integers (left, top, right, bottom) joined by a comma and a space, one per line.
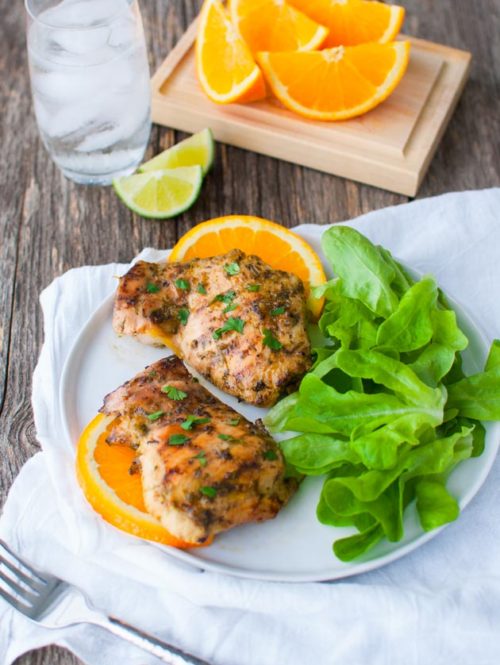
112, 249, 312, 407
101, 357, 297, 544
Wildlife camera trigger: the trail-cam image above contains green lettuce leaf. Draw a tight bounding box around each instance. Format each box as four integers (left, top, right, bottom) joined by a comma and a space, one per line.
376, 277, 438, 352
409, 344, 456, 388
269, 225, 495, 563
321, 226, 399, 318
432, 309, 468, 351
485, 339, 500, 371
377, 246, 414, 295
334, 348, 445, 407
446, 341, 500, 420
333, 523, 384, 561
280, 434, 359, 474
414, 478, 459, 531
271, 373, 445, 437
331, 427, 472, 503
323, 299, 378, 350
324, 479, 404, 541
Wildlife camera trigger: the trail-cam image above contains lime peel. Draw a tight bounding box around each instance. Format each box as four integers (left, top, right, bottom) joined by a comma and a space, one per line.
139, 128, 215, 176
113, 166, 203, 220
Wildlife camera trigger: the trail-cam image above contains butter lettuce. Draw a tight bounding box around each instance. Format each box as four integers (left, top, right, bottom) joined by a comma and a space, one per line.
265, 226, 500, 562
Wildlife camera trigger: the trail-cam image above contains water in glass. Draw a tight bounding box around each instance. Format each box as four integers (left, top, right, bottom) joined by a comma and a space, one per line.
26, 0, 152, 185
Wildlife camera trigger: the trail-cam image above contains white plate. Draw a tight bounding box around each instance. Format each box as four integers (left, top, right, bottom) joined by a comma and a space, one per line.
60, 261, 500, 583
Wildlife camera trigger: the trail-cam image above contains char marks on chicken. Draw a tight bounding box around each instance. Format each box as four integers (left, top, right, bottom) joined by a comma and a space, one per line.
113, 250, 312, 406
100, 357, 297, 545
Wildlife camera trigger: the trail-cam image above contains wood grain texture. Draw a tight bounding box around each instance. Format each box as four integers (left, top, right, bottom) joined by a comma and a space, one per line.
152, 27, 472, 195
1, 0, 498, 664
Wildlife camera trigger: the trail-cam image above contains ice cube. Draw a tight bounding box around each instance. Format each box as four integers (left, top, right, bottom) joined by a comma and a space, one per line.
43, 93, 112, 138
49, 26, 111, 57
108, 16, 136, 48
75, 91, 149, 152
40, 0, 130, 29
32, 67, 106, 103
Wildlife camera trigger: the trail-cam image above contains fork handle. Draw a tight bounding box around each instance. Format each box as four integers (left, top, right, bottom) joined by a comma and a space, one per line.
102, 616, 210, 664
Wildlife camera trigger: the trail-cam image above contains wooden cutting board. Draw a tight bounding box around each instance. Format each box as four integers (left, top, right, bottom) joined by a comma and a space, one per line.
151, 19, 471, 196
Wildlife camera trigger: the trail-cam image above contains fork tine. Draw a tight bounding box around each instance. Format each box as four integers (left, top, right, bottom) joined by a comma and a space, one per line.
0, 585, 33, 615
0, 540, 48, 583
0, 568, 39, 605
0, 553, 46, 591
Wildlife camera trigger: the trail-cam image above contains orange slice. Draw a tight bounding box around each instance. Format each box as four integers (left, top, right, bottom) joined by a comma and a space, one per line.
287, 0, 405, 47
76, 413, 204, 548
229, 0, 328, 55
168, 215, 327, 319
196, 0, 266, 104
257, 41, 410, 121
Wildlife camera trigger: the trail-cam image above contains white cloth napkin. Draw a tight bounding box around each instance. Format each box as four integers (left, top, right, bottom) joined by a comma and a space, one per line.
1, 188, 500, 665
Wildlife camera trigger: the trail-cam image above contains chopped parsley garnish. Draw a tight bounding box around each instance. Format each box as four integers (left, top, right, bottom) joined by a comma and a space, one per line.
181, 415, 211, 430
228, 417, 240, 426
197, 284, 207, 295
263, 328, 282, 350
200, 486, 217, 498
175, 278, 190, 290
168, 433, 189, 446
213, 317, 245, 340
193, 451, 207, 467
161, 385, 187, 400
271, 306, 286, 316
264, 450, 278, 461
178, 308, 189, 325
223, 303, 238, 314
246, 284, 260, 292
218, 433, 242, 443
147, 410, 164, 421
146, 282, 160, 294
224, 262, 240, 276
213, 290, 236, 305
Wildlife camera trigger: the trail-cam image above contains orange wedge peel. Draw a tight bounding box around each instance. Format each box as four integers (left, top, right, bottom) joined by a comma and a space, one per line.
196, 0, 266, 104
168, 215, 327, 319
76, 413, 205, 548
229, 0, 329, 54
257, 41, 410, 121
287, 0, 405, 47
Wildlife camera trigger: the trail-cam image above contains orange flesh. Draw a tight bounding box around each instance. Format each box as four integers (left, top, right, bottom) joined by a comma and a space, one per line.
257, 41, 410, 121
168, 215, 327, 319
76, 415, 210, 549
196, 0, 266, 104
230, 0, 328, 54
94, 429, 146, 511
170, 218, 325, 311
287, 0, 405, 47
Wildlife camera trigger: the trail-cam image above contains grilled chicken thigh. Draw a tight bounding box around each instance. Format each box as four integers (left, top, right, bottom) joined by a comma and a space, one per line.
101, 357, 297, 544
113, 250, 311, 406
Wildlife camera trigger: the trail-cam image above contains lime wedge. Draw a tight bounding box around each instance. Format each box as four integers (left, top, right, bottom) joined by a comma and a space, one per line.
113, 166, 203, 219
139, 128, 215, 176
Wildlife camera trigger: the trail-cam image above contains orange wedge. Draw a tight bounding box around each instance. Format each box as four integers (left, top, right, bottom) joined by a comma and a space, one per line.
287, 0, 405, 47
229, 0, 329, 55
76, 414, 203, 548
168, 215, 327, 319
196, 0, 266, 104
257, 41, 410, 121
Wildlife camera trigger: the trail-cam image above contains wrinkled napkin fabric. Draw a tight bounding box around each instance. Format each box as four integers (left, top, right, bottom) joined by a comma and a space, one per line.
1, 188, 500, 665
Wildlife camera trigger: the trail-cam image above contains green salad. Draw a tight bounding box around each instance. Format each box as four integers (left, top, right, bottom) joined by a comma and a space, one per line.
264, 226, 500, 562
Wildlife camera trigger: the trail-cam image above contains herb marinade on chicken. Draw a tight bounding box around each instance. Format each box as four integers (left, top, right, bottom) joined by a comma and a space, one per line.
101, 357, 297, 544
113, 250, 312, 407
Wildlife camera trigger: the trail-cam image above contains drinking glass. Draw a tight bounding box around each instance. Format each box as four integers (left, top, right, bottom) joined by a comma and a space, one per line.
26, 0, 152, 185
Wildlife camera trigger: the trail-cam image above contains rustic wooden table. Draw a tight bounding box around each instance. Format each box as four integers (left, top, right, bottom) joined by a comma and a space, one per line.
1, 0, 499, 663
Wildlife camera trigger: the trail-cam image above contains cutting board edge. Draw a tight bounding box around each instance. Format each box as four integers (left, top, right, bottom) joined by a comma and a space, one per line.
151, 22, 472, 197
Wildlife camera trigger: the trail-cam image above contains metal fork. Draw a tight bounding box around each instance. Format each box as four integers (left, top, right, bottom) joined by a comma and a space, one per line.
0, 539, 209, 665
